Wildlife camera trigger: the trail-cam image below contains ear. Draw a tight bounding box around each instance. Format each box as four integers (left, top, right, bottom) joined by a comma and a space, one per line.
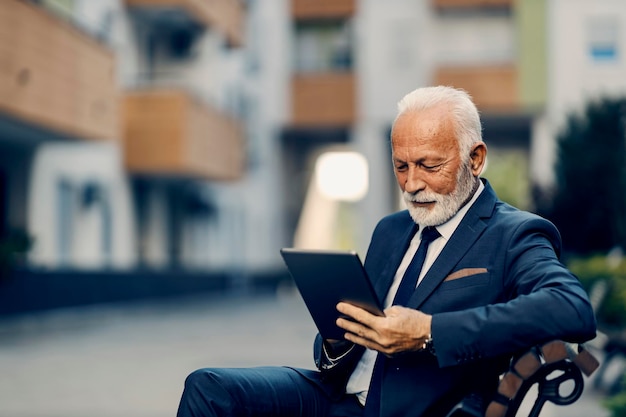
469, 142, 487, 176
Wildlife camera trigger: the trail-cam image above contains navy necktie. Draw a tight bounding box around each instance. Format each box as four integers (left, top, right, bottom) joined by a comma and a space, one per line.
392, 226, 441, 306
363, 226, 440, 417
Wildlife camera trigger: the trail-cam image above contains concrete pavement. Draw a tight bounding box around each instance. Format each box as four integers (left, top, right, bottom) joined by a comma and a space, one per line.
0, 288, 612, 417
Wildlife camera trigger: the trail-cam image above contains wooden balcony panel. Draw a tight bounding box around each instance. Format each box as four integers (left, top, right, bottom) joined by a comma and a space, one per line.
123, 90, 244, 180
186, 100, 244, 180
291, 73, 356, 127
0, 1, 118, 141
433, 0, 513, 9
123, 92, 186, 173
434, 65, 519, 112
291, 0, 356, 20
125, 0, 245, 47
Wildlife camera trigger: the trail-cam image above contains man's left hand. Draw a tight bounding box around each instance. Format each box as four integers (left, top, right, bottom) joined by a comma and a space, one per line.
336, 302, 432, 357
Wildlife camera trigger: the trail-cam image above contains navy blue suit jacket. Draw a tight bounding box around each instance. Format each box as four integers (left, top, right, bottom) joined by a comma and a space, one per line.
298, 180, 596, 416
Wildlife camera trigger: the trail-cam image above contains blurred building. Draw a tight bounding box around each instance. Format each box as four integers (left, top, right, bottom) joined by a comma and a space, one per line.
255, 0, 539, 254
0, 0, 258, 306
536, 0, 626, 188
252, 0, 626, 255
1, 0, 132, 271
1, 0, 626, 310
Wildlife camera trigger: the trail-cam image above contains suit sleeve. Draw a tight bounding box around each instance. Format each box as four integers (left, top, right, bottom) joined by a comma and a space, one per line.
431, 217, 597, 368
313, 334, 365, 383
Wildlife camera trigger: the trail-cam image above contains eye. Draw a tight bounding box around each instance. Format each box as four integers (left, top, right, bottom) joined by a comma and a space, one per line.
420, 163, 441, 172
394, 162, 408, 172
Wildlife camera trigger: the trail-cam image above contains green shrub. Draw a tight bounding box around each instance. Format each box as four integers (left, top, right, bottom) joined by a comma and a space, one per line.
0, 229, 32, 280
538, 97, 626, 255
567, 252, 626, 328
568, 253, 626, 417
605, 374, 626, 417
606, 391, 626, 417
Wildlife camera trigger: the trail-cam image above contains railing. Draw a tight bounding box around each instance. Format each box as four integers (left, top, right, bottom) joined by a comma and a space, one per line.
0, 0, 119, 141
434, 64, 519, 112
291, 72, 356, 127
123, 89, 245, 180
291, 0, 356, 19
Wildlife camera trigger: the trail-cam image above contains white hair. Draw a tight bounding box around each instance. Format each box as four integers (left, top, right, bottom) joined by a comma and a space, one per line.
394, 86, 483, 161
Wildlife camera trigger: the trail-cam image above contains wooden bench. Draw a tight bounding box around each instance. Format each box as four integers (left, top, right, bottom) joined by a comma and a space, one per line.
447, 340, 600, 417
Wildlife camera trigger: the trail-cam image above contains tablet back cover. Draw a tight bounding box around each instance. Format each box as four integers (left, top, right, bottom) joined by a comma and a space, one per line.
280, 248, 383, 340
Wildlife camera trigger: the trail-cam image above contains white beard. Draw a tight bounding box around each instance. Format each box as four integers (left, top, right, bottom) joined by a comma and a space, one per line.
403, 164, 477, 227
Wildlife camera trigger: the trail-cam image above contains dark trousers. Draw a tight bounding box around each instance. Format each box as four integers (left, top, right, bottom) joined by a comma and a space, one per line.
177, 366, 364, 417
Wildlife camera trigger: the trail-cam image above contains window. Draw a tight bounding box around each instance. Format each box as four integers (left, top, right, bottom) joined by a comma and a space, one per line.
57, 179, 75, 267
588, 16, 620, 63
294, 20, 353, 72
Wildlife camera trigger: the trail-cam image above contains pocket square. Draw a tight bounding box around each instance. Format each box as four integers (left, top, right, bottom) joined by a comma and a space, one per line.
444, 268, 488, 282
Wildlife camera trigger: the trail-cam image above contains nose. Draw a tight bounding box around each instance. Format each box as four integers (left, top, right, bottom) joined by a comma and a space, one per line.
404, 166, 426, 194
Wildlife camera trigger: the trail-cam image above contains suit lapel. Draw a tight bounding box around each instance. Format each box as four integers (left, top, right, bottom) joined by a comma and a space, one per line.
408, 181, 497, 308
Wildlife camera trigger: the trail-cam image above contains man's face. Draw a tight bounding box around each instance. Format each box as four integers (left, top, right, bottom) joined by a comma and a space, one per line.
391, 106, 476, 226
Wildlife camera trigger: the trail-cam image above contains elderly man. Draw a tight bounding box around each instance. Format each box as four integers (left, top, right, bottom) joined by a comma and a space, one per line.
177, 86, 596, 417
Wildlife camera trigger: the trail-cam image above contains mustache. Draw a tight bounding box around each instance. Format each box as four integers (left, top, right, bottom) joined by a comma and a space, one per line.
403, 192, 442, 204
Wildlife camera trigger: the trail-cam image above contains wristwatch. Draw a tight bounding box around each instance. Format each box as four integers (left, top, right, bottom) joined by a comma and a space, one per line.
422, 334, 436, 356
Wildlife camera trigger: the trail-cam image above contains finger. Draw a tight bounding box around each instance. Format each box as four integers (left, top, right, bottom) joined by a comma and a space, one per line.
337, 317, 396, 352
336, 317, 373, 340
337, 302, 380, 328
343, 331, 382, 351
336, 302, 363, 318
343, 331, 370, 347
343, 331, 395, 356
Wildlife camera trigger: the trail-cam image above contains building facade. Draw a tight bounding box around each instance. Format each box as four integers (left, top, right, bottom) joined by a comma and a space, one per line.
271, 0, 538, 255
0, 0, 250, 276
264, 0, 626, 257
2, 0, 625, 302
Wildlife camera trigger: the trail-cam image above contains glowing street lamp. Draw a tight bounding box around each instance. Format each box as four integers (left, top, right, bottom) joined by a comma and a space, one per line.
315, 151, 369, 202
294, 150, 369, 249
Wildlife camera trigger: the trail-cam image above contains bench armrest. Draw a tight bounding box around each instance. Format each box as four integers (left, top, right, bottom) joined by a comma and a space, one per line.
448, 340, 600, 417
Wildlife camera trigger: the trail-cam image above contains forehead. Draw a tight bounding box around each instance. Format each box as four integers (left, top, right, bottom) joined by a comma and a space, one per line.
391, 106, 458, 153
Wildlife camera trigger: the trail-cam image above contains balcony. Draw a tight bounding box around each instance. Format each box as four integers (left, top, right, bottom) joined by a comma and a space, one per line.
291, 0, 356, 20
433, 0, 513, 9
125, 0, 244, 47
291, 73, 356, 128
0, 0, 118, 141
123, 89, 244, 180
434, 65, 519, 112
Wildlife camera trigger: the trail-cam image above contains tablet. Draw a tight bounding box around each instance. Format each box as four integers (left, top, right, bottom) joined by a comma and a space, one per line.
280, 248, 384, 340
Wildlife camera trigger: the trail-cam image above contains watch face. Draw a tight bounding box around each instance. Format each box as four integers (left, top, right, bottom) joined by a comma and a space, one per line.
424, 337, 435, 356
